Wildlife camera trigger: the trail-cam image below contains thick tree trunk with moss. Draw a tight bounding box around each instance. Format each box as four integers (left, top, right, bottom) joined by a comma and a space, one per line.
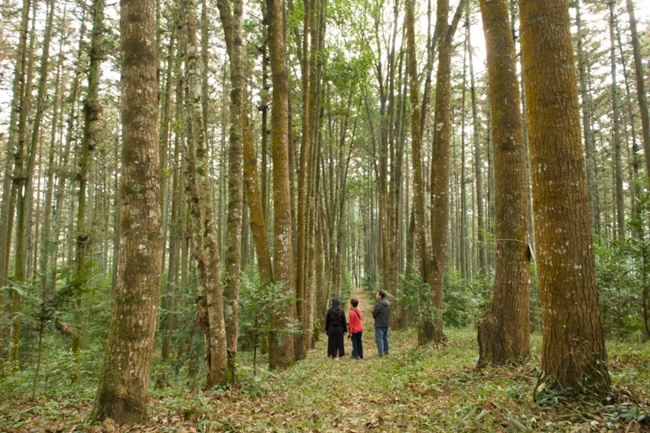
217, 0, 244, 384
519, 0, 610, 394
266, 0, 295, 369
92, 0, 162, 421
183, 0, 228, 387
477, 0, 530, 367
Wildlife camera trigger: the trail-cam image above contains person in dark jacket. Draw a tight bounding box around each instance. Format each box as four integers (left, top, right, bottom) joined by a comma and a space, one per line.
325, 297, 347, 358
372, 290, 391, 357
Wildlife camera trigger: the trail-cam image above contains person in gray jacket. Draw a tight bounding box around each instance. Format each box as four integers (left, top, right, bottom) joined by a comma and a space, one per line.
372, 290, 391, 357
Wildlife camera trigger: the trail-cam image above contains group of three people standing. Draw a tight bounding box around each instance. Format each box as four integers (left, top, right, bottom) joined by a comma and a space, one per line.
324, 290, 391, 359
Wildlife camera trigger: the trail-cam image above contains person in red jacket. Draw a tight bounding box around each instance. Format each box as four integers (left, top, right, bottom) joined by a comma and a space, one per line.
349, 298, 363, 359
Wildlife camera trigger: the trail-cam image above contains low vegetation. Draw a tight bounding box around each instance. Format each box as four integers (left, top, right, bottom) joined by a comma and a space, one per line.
2, 324, 649, 432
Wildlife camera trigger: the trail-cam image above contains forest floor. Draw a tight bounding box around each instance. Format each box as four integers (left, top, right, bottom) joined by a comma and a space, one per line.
1, 288, 650, 432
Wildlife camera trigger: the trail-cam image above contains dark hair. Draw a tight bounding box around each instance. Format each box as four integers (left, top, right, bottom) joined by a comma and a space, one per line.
350, 298, 359, 307
378, 290, 386, 298
330, 297, 343, 319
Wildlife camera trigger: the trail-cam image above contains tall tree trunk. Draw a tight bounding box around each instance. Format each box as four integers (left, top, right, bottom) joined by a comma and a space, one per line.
10, 0, 40, 366
183, 0, 228, 387
609, 1, 625, 240
217, 0, 245, 382
39, 20, 66, 313
0, 0, 30, 362
92, 0, 162, 419
625, 0, 650, 178
575, 0, 599, 234
72, 0, 105, 358
477, 0, 530, 367
295, 0, 313, 361
159, 22, 177, 363
243, 90, 274, 285
616, 23, 642, 224
406, 0, 431, 344
266, 0, 296, 369
425, 0, 465, 344
467, 3, 485, 275
519, 0, 610, 394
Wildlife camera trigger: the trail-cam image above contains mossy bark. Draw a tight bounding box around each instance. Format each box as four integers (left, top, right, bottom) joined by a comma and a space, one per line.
477, 0, 530, 367
217, 0, 245, 383
183, 0, 228, 387
93, 0, 162, 421
520, 0, 610, 393
266, 0, 295, 369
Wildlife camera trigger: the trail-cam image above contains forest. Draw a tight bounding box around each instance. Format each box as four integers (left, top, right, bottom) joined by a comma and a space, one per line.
0, 0, 650, 430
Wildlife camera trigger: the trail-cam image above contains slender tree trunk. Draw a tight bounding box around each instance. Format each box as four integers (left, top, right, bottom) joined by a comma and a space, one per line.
467, 4, 485, 275
10, 0, 40, 366
72, 0, 105, 358
92, 0, 162, 419
608, 1, 625, 240
575, 0, 598, 234
425, 0, 465, 344
406, 0, 431, 316
295, 0, 312, 362
519, 0, 610, 394
159, 21, 177, 363
0, 0, 31, 362
625, 0, 650, 177
477, 0, 530, 367
183, 0, 228, 387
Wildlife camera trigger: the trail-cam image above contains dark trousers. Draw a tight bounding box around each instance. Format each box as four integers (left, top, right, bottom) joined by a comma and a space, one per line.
351, 331, 363, 359
327, 326, 345, 357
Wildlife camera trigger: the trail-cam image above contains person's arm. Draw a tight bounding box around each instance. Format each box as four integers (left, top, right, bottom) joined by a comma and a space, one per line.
325, 310, 330, 334
343, 311, 348, 333
372, 303, 379, 318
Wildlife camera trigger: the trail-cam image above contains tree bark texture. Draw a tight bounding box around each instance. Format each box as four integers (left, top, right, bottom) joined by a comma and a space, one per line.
243, 91, 274, 285
72, 0, 105, 356
217, 0, 245, 383
183, 0, 228, 387
477, 0, 530, 367
266, 0, 296, 369
406, 0, 434, 345
425, 0, 465, 344
93, 0, 162, 421
519, 0, 610, 393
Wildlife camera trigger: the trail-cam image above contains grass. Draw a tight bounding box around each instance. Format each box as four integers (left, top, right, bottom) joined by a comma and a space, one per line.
1, 289, 649, 432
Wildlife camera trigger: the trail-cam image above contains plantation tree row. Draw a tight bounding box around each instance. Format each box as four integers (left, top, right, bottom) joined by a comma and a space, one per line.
0, 0, 648, 423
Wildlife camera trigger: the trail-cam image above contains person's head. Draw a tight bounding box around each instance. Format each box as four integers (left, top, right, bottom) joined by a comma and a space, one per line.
331, 297, 341, 310
377, 290, 386, 299
350, 298, 359, 308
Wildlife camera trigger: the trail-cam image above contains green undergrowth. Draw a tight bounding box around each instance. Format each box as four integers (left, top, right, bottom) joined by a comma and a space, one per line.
1, 327, 649, 432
